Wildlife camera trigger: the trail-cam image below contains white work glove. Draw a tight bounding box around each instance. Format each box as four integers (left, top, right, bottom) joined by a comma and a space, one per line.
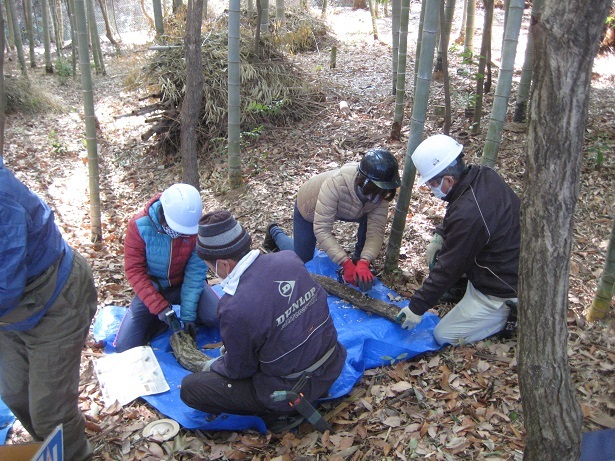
219, 345, 226, 356
426, 233, 444, 270
396, 306, 423, 330
202, 356, 220, 372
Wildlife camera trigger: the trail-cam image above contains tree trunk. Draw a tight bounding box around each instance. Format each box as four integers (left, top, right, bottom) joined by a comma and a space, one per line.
311, 274, 402, 322
386, 0, 441, 273
49, 0, 65, 59
456, 0, 467, 44
152, 0, 164, 36
480, 0, 523, 168
96, 0, 118, 45
390, 0, 410, 140
24, 0, 36, 67
228, 0, 242, 189
471, 0, 492, 135
412, 0, 426, 90
260, 0, 269, 35
390, 0, 400, 94
53, 0, 64, 49
140, 0, 155, 30
170, 331, 212, 373
73, 0, 103, 243
368, 0, 378, 40
180, 0, 203, 189
463, 0, 475, 62
67, 0, 78, 78
7, 0, 28, 74
513, 0, 543, 123
87, 0, 105, 74
586, 217, 615, 321
439, 0, 451, 134
254, 0, 262, 56
6, 0, 15, 50
275, 0, 284, 26
434, 0, 455, 73
518, 1, 611, 459
41, 0, 53, 72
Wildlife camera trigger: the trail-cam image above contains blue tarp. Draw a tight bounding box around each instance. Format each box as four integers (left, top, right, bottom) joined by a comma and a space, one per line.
0, 397, 15, 445
93, 251, 442, 433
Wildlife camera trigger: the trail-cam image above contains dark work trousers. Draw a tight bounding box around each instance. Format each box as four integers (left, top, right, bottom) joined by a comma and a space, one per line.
180, 372, 276, 420
0, 251, 98, 461
113, 283, 220, 352
271, 202, 368, 263
179, 357, 343, 423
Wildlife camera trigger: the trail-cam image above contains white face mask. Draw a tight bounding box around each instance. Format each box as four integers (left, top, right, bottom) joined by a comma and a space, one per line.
430, 180, 447, 200
214, 260, 223, 280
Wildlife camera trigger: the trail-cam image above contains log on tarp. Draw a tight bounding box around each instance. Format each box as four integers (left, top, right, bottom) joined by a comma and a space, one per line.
169, 331, 212, 373
311, 274, 403, 323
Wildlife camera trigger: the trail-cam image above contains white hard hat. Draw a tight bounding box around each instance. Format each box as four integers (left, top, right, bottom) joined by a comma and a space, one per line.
160, 183, 203, 235
411, 135, 463, 186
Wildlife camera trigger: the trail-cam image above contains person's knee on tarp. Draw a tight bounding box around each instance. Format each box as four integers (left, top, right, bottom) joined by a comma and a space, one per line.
264, 148, 401, 294
180, 210, 347, 432
396, 135, 520, 346
114, 183, 218, 352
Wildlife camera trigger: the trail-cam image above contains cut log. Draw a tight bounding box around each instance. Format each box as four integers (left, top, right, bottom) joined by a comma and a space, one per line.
169, 331, 212, 373
311, 274, 403, 323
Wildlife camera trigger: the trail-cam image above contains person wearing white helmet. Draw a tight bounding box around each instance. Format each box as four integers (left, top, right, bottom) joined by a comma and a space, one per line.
114, 183, 219, 352
396, 135, 520, 345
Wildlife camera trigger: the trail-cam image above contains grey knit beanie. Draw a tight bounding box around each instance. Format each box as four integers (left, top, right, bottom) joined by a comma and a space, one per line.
196, 210, 252, 261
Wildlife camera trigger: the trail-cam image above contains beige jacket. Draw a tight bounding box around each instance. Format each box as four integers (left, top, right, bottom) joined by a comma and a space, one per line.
296, 163, 390, 264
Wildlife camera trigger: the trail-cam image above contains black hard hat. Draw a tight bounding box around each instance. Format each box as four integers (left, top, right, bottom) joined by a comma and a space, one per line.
358, 148, 401, 189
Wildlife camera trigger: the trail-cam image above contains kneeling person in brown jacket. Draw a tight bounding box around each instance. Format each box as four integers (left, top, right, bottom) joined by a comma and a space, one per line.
264, 148, 401, 292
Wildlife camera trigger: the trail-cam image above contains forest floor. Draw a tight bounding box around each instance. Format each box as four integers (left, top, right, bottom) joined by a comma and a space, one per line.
2, 2, 615, 460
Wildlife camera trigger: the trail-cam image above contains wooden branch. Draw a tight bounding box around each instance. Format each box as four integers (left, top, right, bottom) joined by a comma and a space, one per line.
169, 331, 211, 373
311, 274, 403, 323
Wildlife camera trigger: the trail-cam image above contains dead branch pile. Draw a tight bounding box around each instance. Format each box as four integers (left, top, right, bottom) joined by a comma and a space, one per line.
131, 16, 331, 156
270, 10, 339, 53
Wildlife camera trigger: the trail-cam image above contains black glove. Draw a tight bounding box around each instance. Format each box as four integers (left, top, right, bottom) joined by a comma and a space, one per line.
183, 321, 197, 339
158, 307, 181, 332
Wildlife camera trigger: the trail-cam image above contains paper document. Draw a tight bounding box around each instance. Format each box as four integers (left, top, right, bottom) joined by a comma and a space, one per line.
93, 346, 170, 406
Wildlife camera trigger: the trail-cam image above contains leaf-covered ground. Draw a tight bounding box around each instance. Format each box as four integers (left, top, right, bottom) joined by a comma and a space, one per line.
2, 4, 614, 460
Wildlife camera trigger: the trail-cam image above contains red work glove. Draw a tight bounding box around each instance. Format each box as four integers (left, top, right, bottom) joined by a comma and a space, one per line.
341, 259, 358, 285
355, 260, 374, 292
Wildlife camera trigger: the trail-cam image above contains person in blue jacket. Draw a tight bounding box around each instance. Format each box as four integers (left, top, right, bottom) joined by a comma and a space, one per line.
0, 157, 98, 461
114, 184, 220, 352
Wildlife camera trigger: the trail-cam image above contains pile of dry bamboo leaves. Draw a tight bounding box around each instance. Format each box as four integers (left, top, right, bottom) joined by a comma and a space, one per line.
128, 11, 335, 157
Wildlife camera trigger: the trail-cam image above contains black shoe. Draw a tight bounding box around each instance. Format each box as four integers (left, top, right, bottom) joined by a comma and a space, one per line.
438, 286, 466, 304
267, 414, 304, 433
263, 223, 280, 253
438, 277, 467, 304
499, 300, 518, 339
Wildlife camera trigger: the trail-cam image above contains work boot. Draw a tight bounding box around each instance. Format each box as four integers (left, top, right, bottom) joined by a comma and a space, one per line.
267, 414, 305, 433
499, 300, 518, 339
438, 277, 467, 304
263, 223, 280, 253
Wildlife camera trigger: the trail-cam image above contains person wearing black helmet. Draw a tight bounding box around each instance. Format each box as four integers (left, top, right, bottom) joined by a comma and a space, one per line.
264, 148, 401, 292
